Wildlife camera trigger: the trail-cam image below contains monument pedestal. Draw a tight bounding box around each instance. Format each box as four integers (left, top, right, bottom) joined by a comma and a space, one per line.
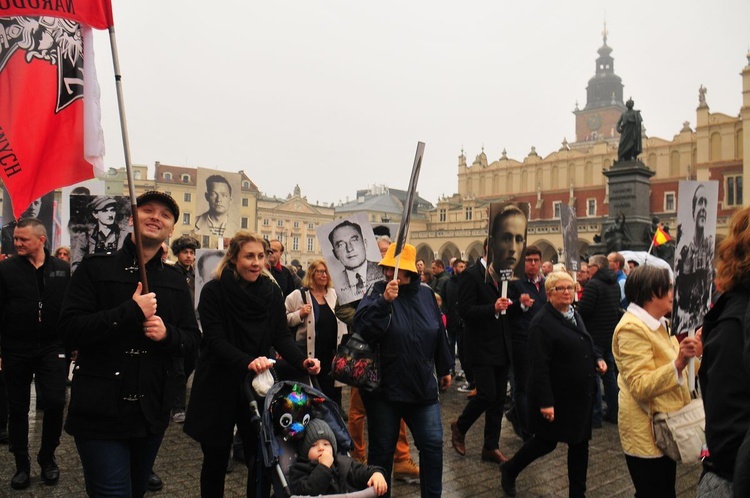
590, 159, 655, 255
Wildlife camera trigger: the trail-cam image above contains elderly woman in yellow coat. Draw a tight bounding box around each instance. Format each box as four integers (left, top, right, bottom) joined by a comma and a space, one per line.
612, 265, 701, 498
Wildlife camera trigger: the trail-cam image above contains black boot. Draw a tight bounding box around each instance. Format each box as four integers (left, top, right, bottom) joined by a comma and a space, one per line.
11, 455, 30, 490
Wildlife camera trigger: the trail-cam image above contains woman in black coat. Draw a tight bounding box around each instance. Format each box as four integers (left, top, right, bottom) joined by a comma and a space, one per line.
184, 232, 320, 498
501, 272, 606, 498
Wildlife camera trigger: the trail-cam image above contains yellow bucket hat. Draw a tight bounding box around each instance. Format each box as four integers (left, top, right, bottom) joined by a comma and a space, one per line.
378, 243, 418, 274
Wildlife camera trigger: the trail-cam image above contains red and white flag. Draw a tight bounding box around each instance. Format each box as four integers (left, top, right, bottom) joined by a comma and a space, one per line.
0, 1, 113, 218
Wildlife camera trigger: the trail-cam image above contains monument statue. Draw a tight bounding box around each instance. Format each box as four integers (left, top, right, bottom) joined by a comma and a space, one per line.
604, 212, 632, 252
616, 99, 643, 162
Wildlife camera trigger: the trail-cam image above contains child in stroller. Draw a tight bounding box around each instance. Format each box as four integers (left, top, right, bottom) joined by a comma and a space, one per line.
290, 419, 387, 496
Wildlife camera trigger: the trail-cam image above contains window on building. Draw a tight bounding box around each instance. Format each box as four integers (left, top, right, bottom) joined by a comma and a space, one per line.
664, 192, 676, 212
586, 199, 596, 217
184, 192, 191, 202
307, 237, 314, 252
181, 174, 190, 183
553, 201, 561, 219
465, 207, 473, 221
241, 217, 248, 229
134, 170, 142, 180
263, 218, 269, 226
293, 221, 299, 228
182, 213, 190, 225
202, 235, 210, 247
163, 172, 172, 180
263, 234, 269, 241
308, 223, 314, 230
292, 237, 299, 251
726, 175, 743, 206
277, 220, 283, 227
439, 209, 446, 222
243, 181, 250, 189
242, 197, 249, 207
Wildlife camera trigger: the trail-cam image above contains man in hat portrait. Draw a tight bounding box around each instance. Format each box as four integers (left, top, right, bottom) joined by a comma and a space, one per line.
70, 195, 130, 271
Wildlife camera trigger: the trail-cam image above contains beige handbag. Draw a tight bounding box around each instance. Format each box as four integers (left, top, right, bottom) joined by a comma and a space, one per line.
651, 397, 706, 464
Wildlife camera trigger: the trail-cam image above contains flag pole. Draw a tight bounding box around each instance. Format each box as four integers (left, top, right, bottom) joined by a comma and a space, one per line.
108, 26, 149, 292
392, 142, 426, 281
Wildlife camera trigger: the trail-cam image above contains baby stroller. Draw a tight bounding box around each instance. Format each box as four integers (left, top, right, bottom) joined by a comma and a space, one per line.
247, 377, 378, 498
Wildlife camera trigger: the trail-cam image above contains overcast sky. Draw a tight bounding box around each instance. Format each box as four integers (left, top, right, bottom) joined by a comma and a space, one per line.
92, 0, 750, 207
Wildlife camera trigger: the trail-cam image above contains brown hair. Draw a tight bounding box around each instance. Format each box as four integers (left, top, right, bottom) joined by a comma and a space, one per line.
624, 265, 672, 307
715, 206, 750, 292
215, 231, 269, 280
302, 259, 333, 290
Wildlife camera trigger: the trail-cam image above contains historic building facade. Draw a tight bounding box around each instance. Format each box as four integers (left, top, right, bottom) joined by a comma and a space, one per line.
411, 41, 748, 265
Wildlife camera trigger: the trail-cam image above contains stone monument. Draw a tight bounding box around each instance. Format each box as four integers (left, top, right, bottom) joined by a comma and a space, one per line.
591, 99, 655, 255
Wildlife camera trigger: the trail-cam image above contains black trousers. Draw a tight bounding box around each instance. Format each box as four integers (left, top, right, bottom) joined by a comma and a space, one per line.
3, 344, 67, 461
0, 369, 8, 431
505, 436, 589, 498
625, 455, 676, 498
455, 363, 509, 449
510, 335, 531, 434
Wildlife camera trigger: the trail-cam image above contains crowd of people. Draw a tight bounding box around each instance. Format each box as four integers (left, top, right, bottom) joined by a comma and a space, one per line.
0, 190, 748, 498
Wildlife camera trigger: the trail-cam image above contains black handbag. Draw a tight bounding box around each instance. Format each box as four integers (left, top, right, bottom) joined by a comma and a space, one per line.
331, 333, 380, 392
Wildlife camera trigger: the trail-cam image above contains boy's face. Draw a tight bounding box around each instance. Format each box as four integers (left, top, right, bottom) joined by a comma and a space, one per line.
307, 439, 333, 461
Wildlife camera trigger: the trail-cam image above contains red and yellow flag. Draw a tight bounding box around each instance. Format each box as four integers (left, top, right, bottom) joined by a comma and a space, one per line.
0, 1, 113, 218
653, 226, 672, 246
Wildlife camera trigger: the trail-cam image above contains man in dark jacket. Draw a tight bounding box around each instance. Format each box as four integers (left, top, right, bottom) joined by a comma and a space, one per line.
451, 240, 513, 464
429, 259, 450, 302
506, 245, 547, 440
578, 254, 623, 426
59, 191, 200, 498
267, 239, 297, 297
0, 218, 70, 489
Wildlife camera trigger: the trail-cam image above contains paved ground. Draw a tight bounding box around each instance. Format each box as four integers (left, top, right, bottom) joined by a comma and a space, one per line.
1, 382, 702, 497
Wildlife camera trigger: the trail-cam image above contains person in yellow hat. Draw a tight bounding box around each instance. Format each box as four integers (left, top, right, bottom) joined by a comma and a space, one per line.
354, 242, 453, 498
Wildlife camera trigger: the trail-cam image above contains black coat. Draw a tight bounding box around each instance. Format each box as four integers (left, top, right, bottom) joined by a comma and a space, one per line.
59, 238, 200, 438
457, 261, 512, 367
507, 274, 547, 340
289, 454, 385, 495
576, 267, 622, 350
527, 302, 599, 443
698, 286, 750, 482
184, 269, 308, 445
0, 249, 70, 350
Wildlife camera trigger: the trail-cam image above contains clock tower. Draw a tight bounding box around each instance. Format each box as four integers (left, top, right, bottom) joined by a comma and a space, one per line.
573, 24, 627, 144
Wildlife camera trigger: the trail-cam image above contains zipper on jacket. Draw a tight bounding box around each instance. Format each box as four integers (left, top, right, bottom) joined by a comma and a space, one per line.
38, 301, 43, 322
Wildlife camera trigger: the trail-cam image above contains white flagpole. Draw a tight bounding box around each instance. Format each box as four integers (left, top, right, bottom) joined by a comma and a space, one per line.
108, 26, 149, 291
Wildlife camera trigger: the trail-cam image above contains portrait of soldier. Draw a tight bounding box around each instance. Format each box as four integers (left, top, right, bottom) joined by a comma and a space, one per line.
673, 182, 716, 334
487, 203, 529, 281
69, 196, 130, 271
195, 175, 236, 238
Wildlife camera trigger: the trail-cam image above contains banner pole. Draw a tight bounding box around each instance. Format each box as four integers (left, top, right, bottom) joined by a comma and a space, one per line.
108, 26, 149, 292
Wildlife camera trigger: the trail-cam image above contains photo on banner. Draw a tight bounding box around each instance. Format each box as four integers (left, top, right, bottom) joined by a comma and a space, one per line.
672, 180, 718, 335
1, 189, 55, 255
486, 201, 531, 282
560, 204, 580, 272
194, 169, 242, 240
195, 249, 226, 312
316, 213, 383, 305
68, 195, 132, 272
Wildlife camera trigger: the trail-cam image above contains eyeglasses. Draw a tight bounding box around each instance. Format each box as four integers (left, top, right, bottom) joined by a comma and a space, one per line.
314, 269, 328, 275
554, 286, 575, 293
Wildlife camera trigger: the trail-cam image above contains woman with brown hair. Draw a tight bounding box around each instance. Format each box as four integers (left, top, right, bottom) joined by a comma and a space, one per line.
286, 259, 348, 407
696, 205, 750, 497
184, 231, 321, 497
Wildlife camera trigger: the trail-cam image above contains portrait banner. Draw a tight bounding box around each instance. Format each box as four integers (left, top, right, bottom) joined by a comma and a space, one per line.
486, 202, 530, 282
68, 194, 131, 272
560, 204, 579, 272
195, 249, 225, 312
316, 213, 382, 305
194, 168, 242, 240
1, 189, 55, 254
671, 180, 718, 336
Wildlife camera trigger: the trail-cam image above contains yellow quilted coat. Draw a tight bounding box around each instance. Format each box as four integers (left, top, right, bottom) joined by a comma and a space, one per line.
612, 309, 692, 457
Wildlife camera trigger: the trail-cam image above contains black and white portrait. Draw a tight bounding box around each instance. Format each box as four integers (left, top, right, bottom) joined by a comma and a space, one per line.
195, 249, 225, 311
316, 213, 383, 305
194, 169, 242, 239
672, 181, 718, 335
486, 202, 530, 281
560, 204, 579, 272
68, 195, 131, 272
1, 190, 55, 255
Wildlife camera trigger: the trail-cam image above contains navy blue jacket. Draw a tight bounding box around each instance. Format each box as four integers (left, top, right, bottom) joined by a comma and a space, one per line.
354, 278, 452, 404
576, 267, 622, 350
507, 274, 547, 339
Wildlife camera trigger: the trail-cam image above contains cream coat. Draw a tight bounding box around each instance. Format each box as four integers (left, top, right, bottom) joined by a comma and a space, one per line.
285, 287, 348, 386
612, 309, 692, 457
